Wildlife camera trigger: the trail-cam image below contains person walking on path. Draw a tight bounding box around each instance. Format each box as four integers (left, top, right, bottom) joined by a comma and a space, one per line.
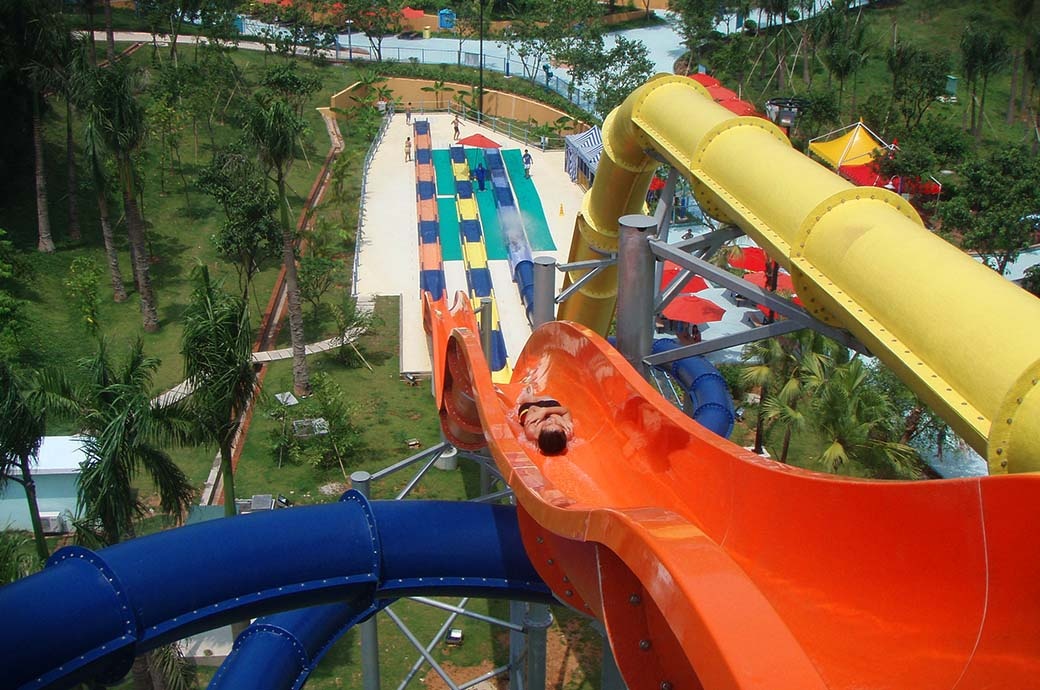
474, 163, 487, 191
522, 149, 533, 178
405, 136, 412, 162
406, 102, 412, 125
453, 115, 461, 140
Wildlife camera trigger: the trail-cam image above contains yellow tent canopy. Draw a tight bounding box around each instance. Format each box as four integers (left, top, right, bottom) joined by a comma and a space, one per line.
808, 121, 891, 169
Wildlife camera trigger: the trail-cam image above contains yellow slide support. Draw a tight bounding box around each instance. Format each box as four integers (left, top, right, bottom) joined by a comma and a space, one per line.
560, 74, 1040, 474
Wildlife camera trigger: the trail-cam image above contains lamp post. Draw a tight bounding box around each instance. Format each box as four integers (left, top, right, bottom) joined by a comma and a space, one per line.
504, 27, 512, 78
478, 0, 484, 121
347, 18, 355, 62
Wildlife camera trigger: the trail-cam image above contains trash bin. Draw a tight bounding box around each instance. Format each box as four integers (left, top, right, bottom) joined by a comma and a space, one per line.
423, 26, 431, 39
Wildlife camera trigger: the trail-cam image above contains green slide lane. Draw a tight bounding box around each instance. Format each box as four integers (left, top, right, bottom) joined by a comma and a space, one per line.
476, 188, 507, 260
437, 198, 462, 261
458, 148, 507, 259
501, 149, 556, 251
432, 149, 456, 196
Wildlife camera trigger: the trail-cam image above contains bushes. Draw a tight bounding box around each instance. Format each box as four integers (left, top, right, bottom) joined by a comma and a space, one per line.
373, 61, 593, 123
267, 373, 366, 474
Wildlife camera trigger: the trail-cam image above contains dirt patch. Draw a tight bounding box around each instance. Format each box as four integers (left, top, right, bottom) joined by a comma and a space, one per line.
422, 617, 601, 690
319, 481, 350, 496
422, 661, 505, 690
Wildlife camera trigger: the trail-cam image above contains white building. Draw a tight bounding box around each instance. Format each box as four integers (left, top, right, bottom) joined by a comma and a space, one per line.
0, 436, 88, 533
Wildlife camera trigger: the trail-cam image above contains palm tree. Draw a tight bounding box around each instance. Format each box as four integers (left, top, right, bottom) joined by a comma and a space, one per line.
4, 0, 65, 252
246, 94, 311, 397
741, 335, 787, 455
180, 266, 258, 518
804, 358, 916, 476
80, 95, 128, 302
94, 63, 160, 331
420, 79, 455, 110
47, 339, 195, 545
71, 44, 127, 302
757, 331, 838, 463
0, 362, 49, 561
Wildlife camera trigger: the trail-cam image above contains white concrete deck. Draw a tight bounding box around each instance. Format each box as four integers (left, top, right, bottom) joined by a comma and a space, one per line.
354, 111, 584, 375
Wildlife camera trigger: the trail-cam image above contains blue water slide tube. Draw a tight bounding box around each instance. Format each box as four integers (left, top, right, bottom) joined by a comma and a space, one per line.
0, 493, 552, 690
211, 599, 390, 690
651, 338, 737, 437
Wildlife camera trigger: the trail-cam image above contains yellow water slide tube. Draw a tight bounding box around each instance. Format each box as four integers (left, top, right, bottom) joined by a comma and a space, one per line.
559, 74, 1040, 474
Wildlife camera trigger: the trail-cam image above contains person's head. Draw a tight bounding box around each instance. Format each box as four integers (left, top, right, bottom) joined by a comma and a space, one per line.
522, 407, 570, 455
538, 427, 568, 455
524, 149, 529, 154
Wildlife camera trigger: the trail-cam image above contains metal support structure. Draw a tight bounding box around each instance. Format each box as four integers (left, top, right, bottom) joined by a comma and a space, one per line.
532, 256, 557, 327
616, 214, 658, 375
650, 239, 867, 356
523, 604, 552, 690
386, 607, 461, 690
350, 471, 381, 690
397, 598, 467, 690
478, 297, 493, 359
409, 596, 526, 631
509, 601, 526, 690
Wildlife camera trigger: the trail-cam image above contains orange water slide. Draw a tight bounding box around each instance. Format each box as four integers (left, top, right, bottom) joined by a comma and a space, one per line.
425, 291, 1040, 689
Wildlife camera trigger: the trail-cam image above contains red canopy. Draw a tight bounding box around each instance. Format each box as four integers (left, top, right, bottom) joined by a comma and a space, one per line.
727, 246, 769, 272
706, 85, 739, 102
401, 6, 425, 19
689, 74, 721, 88
663, 294, 726, 324
840, 161, 942, 196
649, 176, 666, 191
660, 261, 708, 294
719, 99, 758, 116
457, 134, 500, 149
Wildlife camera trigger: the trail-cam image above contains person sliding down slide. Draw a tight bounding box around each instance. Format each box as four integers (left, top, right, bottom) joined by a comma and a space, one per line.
517, 389, 573, 454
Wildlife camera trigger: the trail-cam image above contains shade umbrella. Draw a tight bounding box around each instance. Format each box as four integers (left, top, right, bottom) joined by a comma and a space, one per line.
662, 294, 726, 323
727, 246, 768, 272
649, 176, 666, 191
744, 270, 795, 293
743, 270, 804, 316
457, 133, 501, 148
660, 261, 708, 293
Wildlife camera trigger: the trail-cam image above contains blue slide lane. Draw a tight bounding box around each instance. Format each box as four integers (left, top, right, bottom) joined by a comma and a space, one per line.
483, 149, 536, 323
652, 338, 737, 437
0, 492, 551, 690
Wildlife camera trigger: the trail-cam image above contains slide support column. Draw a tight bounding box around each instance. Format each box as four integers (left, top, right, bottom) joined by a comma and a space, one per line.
533, 256, 557, 327
616, 214, 657, 376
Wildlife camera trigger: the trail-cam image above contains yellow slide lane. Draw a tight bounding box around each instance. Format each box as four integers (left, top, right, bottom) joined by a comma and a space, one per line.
560, 74, 1040, 474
